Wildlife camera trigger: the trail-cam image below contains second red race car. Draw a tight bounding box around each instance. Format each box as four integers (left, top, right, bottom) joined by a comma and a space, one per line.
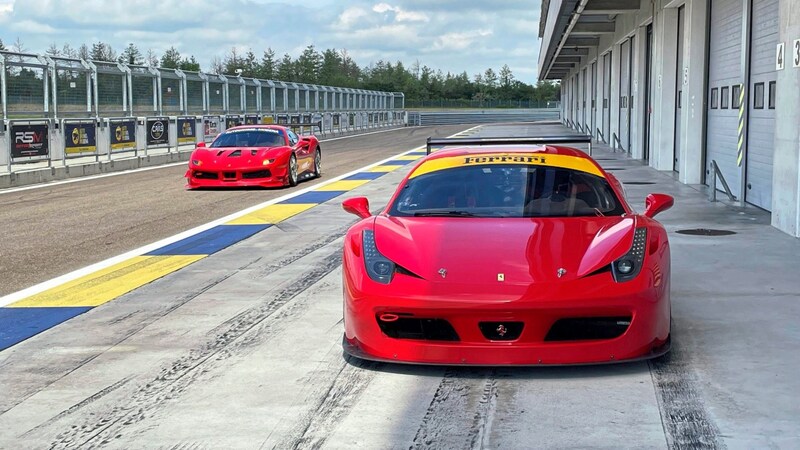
185, 125, 321, 188
341, 136, 674, 366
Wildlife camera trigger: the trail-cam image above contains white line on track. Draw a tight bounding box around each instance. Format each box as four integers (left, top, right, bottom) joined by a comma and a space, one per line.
0, 126, 435, 196
0, 124, 482, 307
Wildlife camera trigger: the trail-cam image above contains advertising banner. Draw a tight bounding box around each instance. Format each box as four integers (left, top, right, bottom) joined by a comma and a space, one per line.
301, 114, 312, 125
110, 119, 136, 150
11, 123, 49, 159
177, 117, 196, 144
348, 113, 355, 127
225, 115, 243, 129
245, 114, 260, 125
262, 115, 275, 124
64, 121, 97, 155
146, 117, 170, 146
203, 116, 221, 141
276, 115, 289, 125
333, 114, 340, 127
290, 115, 300, 125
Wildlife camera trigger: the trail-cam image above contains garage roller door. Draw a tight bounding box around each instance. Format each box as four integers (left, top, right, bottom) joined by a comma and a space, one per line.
705, 0, 743, 199
745, 0, 778, 210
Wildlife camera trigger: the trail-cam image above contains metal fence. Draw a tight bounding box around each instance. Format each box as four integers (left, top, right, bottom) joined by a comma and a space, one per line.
406, 99, 560, 109
0, 50, 405, 119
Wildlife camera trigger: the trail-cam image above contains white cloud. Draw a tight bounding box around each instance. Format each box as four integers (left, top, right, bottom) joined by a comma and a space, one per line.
431, 29, 493, 51
372, 3, 429, 22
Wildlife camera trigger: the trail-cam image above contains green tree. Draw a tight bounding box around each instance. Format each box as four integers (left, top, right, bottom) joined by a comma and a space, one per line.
179, 56, 200, 72
275, 53, 295, 80
119, 43, 143, 65
160, 46, 182, 69
259, 48, 276, 79
90, 42, 116, 62
295, 45, 321, 83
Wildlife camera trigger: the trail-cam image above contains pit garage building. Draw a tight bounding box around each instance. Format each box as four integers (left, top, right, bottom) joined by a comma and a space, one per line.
538, 0, 800, 237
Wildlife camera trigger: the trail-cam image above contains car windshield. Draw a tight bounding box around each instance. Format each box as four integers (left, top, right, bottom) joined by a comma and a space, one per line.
389, 163, 625, 218
209, 129, 285, 148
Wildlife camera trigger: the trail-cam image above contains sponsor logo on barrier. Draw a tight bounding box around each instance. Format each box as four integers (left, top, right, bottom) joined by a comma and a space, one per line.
65, 122, 97, 154
110, 120, 136, 150
178, 118, 196, 144
225, 115, 243, 129
203, 116, 220, 142
11, 123, 49, 159
146, 118, 170, 146
245, 115, 260, 125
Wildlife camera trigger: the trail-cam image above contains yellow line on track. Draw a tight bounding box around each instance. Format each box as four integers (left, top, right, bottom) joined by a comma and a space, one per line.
9, 255, 205, 308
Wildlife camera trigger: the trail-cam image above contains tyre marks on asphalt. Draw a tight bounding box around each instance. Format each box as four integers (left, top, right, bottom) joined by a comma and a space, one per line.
410, 368, 499, 450
649, 345, 725, 449
273, 356, 382, 450
47, 239, 346, 449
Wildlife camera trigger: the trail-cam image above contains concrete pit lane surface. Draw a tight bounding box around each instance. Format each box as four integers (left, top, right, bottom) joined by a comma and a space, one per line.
0, 123, 799, 449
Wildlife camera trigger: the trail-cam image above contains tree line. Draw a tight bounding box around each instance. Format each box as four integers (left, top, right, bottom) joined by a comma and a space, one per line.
0, 38, 560, 102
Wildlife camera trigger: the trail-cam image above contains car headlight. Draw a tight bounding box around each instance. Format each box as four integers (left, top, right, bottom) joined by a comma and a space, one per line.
262, 159, 275, 166
363, 230, 395, 284
612, 228, 647, 282
192, 159, 202, 166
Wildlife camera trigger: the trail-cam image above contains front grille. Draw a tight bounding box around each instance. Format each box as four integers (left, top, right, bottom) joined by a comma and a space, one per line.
544, 317, 631, 342
479, 322, 524, 341
377, 317, 460, 341
242, 169, 271, 179
193, 171, 218, 180
222, 171, 237, 180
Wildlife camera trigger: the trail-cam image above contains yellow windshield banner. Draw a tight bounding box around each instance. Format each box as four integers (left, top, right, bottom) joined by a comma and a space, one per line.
409, 153, 604, 178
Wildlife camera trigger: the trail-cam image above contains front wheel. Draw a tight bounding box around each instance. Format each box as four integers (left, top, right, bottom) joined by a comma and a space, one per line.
287, 154, 298, 187
312, 148, 322, 178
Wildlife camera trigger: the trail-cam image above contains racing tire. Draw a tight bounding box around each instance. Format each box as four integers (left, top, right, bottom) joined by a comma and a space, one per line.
288, 154, 298, 187
312, 147, 322, 178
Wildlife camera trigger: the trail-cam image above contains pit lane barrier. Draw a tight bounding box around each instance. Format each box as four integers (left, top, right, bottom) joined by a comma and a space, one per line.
0, 111, 407, 187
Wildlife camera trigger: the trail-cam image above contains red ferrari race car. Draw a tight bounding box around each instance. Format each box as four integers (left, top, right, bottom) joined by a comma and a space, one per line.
185, 125, 321, 188
341, 137, 674, 365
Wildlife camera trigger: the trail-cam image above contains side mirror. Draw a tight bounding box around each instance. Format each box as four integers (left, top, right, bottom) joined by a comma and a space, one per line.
196, 142, 206, 148
342, 197, 372, 219
644, 193, 674, 218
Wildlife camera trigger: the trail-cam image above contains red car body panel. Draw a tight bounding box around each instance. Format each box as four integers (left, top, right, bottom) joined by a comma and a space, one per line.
184, 125, 319, 188
342, 144, 673, 365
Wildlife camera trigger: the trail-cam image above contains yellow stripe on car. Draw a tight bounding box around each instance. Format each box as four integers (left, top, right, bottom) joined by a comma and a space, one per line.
409, 153, 605, 179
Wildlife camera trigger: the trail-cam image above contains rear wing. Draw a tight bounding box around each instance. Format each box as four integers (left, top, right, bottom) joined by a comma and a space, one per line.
426, 135, 593, 155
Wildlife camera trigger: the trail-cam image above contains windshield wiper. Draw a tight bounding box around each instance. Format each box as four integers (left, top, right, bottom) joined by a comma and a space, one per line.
413, 210, 476, 217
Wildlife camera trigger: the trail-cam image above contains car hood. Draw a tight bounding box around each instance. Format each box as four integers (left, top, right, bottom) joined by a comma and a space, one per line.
372, 215, 636, 285
191, 147, 286, 167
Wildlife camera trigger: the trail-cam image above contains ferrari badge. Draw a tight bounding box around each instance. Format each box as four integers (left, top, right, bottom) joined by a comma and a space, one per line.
438, 268, 447, 278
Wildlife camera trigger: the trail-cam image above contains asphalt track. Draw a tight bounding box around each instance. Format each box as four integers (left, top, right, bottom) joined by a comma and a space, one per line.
1, 123, 799, 448
0, 125, 467, 298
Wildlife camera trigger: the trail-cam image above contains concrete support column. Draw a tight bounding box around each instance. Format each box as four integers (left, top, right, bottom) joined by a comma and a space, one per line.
631, 25, 647, 159
610, 43, 621, 148
771, 0, 800, 237
651, 6, 679, 171
676, 0, 708, 184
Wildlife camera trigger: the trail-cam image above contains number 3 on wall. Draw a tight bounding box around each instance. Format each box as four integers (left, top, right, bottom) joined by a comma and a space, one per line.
794, 39, 800, 68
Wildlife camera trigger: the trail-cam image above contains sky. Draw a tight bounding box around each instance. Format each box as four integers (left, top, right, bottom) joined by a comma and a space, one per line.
0, 0, 542, 83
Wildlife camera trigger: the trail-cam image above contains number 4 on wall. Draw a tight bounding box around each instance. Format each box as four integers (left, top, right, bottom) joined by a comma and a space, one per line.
794, 39, 800, 68
776, 43, 785, 70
